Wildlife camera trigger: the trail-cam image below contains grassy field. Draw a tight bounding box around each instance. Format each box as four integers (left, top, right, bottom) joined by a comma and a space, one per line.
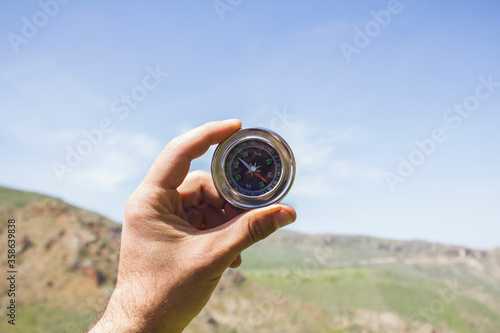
236, 229, 500, 333
240, 257, 500, 332
0, 304, 95, 333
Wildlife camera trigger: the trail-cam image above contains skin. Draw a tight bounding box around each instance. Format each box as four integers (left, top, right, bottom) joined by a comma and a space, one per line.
88, 119, 296, 332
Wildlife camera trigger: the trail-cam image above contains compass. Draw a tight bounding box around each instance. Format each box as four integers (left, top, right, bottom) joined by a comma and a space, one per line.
211, 127, 295, 209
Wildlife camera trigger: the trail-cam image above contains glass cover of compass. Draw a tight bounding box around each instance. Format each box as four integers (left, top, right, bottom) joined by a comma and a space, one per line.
211, 127, 295, 209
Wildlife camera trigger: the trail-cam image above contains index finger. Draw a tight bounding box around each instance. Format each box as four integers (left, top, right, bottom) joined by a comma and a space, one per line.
144, 119, 241, 189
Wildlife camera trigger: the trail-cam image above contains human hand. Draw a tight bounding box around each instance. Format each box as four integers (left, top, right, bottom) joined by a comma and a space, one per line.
89, 119, 296, 333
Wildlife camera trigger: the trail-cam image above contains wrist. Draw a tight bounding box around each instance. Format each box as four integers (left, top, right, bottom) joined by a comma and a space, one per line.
90, 285, 186, 333
89, 295, 144, 333
89, 316, 139, 333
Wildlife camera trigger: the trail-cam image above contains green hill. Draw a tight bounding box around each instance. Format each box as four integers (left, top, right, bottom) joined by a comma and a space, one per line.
0, 186, 499, 332
0, 186, 64, 208
239, 231, 500, 332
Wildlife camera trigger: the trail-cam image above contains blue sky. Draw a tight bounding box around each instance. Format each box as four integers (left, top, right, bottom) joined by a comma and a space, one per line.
1, 0, 499, 249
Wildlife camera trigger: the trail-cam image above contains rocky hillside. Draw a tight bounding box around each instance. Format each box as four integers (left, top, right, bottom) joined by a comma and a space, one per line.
0, 186, 499, 332
0, 188, 121, 332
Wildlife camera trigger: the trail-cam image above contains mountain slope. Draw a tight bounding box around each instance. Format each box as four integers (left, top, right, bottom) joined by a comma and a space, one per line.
0, 186, 499, 332
239, 231, 500, 332
0, 187, 121, 332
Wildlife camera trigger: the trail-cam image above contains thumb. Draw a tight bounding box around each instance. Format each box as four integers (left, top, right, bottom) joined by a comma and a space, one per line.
218, 204, 296, 255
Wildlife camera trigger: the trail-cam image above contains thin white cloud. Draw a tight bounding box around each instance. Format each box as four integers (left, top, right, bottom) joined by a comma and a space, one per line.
280, 120, 383, 200
330, 125, 369, 143
455, 183, 487, 195
67, 132, 162, 192
329, 160, 383, 182
174, 122, 195, 137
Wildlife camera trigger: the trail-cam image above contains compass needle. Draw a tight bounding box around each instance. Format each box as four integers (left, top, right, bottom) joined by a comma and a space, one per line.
238, 158, 252, 172
254, 171, 268, 183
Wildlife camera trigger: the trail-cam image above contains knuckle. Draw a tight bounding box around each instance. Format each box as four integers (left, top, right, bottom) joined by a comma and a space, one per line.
190, 169, 209, 182
162, 136, 183, 157
246, 217, 268, 244
123, 187, 158, 223
168, 136, 182, 149
124, 193, 144, 223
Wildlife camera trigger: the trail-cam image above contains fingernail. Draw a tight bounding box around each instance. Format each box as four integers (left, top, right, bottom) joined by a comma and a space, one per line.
274, 210, 296, 228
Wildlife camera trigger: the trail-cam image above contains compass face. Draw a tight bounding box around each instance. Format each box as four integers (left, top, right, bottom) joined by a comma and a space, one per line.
211, 127, 295, 209
224, 139, 282, 197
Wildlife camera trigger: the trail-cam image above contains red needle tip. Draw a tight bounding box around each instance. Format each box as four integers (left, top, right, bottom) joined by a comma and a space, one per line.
254, 172, 268, 183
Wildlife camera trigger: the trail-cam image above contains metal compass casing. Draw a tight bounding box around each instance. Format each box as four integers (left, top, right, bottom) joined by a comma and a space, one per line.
211, 127, 295, 210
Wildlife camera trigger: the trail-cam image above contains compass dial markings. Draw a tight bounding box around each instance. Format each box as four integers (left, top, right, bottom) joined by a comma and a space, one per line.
224, 139, 281, 197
